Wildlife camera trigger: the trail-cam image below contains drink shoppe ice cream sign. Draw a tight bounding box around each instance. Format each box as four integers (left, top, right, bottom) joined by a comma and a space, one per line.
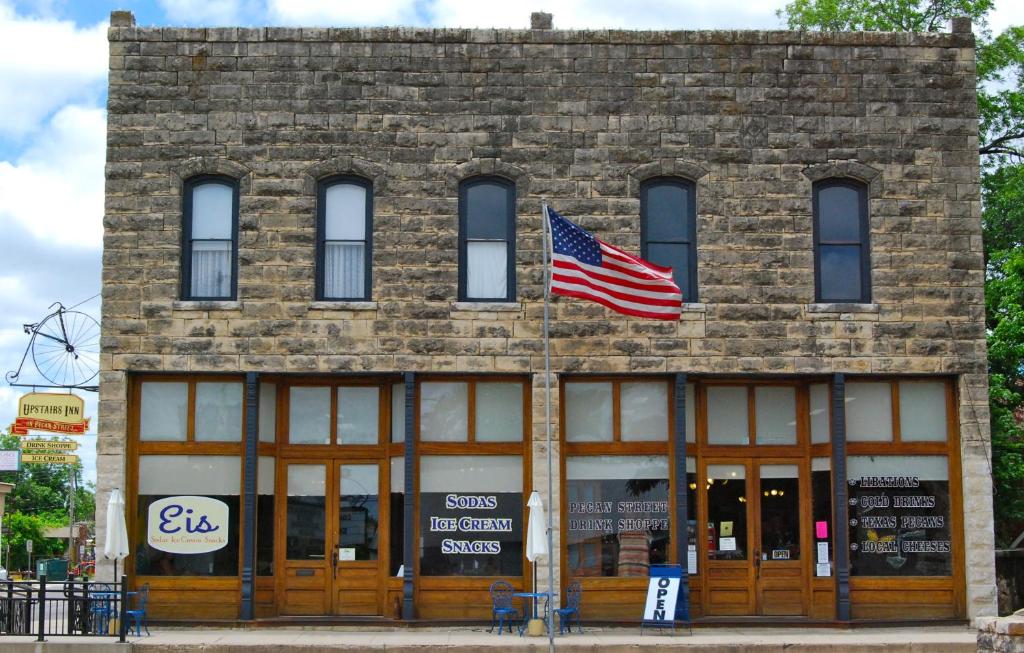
147, 496, 229, 554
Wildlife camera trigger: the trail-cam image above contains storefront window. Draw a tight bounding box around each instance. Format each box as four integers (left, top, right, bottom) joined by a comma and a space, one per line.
259, 383, 276, 443
809, 383, 830, 444
847, 455, 951, 576
566, 455, 669, 577
337, 387, 379, 445
475, 383, 523, 442
755, 387, 796, 445
565, 382, 613, 442
139, 382, 188, 441
289, 387, 330, 444
420, 382, 468, 441
707, 386, 748, 445
811, 458, 833, 573
845, 382, 893, 441
389, 457, 404, 575
419, 455, 523, 576
898, 381, 947, 442
194, 382, 243, 441
760, 464, 800, 560
686, 457, 697, 574
256, 456, 274, 575
135, 455, 240, 576
391, 383, 405, 443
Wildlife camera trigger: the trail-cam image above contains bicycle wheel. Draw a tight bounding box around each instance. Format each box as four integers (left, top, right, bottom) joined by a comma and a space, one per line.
31, 309, 100, 387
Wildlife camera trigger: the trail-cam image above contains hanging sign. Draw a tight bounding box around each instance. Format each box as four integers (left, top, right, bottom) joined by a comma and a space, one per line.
21, 453, 78, 464
10, 393, 90, 435
19, 440, 79, 451
0, 450, 20, 471
148, 496, 229, 554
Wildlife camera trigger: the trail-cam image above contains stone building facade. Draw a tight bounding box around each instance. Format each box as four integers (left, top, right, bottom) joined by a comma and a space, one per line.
98, 10, 995, 623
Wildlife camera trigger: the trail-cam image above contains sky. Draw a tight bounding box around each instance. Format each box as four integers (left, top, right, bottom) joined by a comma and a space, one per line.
0, 0, 1022, 489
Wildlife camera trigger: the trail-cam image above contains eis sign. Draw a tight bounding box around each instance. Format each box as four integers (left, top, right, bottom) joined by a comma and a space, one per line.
147, 496, 229, 554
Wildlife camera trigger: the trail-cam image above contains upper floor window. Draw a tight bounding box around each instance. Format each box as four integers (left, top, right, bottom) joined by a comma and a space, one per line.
182, 175, 238, 300
317, 176, 372, 300
813, 180, 870, 303
640, 178, 697, 302
459, 176, 515, 302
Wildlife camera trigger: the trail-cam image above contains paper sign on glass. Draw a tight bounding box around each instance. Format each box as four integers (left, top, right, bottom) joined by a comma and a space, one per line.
687, 545, 697, 574
338, 548, 356, 561
817, 542, 829, 564
816, 562, 831, 577
720, 521, 734, 537
719, 537, 736, 551
815, 520, 829, 539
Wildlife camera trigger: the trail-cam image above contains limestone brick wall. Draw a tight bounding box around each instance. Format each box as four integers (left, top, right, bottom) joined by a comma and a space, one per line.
99, 12, 994, 616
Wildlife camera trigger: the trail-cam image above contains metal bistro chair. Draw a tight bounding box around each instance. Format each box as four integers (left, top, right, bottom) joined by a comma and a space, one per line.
88, 583, 117, 635
126, 583, 150, 636
554, 581, 583, 634
487, 580, 520, 634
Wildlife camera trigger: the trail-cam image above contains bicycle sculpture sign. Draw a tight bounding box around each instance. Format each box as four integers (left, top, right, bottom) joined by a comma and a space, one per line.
5, 302, 100, 392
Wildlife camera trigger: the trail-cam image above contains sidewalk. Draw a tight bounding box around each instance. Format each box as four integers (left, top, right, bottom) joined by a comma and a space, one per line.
2, 625, 979, 652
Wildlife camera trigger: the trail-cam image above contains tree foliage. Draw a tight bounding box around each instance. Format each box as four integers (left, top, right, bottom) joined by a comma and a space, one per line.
0, 430, 95, 570
780, 0, 1024, 546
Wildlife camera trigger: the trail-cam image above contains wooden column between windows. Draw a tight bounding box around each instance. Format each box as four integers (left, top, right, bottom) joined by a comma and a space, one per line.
830, 373, 850, 621
673, 373, 690, 621
402, 373, 416, 620
240, 372, 259, 620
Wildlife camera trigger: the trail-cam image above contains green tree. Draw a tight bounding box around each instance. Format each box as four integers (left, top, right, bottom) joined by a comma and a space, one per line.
780, 0, 1024, 546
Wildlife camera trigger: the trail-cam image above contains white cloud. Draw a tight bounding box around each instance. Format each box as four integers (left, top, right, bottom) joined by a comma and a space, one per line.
0, 104, 106, 248
989, 0, 1024, 35
266, 0, 422, 26
0, 2, 106, 138
157, 0, 246, 25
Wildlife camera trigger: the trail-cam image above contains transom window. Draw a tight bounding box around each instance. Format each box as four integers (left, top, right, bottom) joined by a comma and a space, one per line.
641, 177, 697, 302
813, 179, 870, 303
317, 176, 372, 300
459, 176, 515, 302
182, 175, 238, 300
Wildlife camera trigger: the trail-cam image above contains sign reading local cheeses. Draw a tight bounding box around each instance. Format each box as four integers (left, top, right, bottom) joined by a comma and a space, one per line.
10, 393, 90, 435
147, 496, 230, 554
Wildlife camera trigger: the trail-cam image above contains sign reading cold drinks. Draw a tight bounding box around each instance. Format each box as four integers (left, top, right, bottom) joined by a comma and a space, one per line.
847, 474, 951, 575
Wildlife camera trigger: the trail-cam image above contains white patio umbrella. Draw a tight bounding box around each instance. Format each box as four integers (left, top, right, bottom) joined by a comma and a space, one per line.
104, 488, 130, 581
525, 491, 548, 607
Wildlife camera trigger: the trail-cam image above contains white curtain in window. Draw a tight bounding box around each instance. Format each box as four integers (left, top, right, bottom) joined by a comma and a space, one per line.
191, 240, 231, 297
467, 241, 506, 298
324, 242, 365, 298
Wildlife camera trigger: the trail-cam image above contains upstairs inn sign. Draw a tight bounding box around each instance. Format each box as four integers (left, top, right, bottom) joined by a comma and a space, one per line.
10, 392, 90, 435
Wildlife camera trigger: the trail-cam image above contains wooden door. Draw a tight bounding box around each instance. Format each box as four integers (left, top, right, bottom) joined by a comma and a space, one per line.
703, 459, 754, 615
753, 461, 807, 616
279, 461, 330, 615
331, 460, 385, 616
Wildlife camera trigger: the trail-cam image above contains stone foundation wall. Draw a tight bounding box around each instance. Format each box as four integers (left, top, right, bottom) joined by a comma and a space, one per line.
978, 611, 1024, 652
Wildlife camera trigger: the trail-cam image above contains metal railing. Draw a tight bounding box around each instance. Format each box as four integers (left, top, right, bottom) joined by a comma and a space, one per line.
0, 575, 129, 641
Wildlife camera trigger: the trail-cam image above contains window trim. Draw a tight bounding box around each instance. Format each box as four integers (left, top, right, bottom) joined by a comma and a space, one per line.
812, 179, 871, 304
458, 176, 516, 302
181, 175, 240, 301
640, 176, 698, 303
315, 175, 373, 301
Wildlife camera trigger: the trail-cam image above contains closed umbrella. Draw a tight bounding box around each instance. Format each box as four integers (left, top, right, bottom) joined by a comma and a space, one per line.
525, 491, 548, 616
104, 489, 130, 581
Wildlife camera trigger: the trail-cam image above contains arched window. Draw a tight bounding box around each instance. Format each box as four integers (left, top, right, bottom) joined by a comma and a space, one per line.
459, 176, 515, 302
813, 180, 870, 303
640, 177, 697, 302
317, 176, 372, 300
182, 175, 239, 300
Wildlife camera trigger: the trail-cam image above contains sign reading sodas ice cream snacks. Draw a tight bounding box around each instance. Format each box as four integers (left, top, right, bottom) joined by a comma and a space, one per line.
147, 496, 230, 554
10, 393, 90, 435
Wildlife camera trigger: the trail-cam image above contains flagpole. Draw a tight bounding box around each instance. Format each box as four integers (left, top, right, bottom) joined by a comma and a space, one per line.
541, 201, 555, 652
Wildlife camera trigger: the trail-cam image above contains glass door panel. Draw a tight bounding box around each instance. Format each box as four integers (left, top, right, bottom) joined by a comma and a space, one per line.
281, 462, 329, 615
759, 464, 800, 561
333, 460, 385, 616
706, 464, 748, 560
754, 461, 806, 617
338, 464, 380, 560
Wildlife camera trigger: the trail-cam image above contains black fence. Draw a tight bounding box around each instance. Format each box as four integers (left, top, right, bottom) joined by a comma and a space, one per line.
0, 575, 129, 641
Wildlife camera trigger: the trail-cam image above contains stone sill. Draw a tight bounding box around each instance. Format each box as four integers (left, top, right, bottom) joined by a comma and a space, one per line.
681, 303, 706, 313
172, 300, 242, 311
452, 302, 523, 312
309, 301, 378, 311
806, 303, 879, 314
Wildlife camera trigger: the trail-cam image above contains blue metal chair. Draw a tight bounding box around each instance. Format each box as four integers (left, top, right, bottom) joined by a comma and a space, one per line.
125, 583, 150, 636
87, 583, 116, 635
554, 581, 583, 634
487, 580, 519, 634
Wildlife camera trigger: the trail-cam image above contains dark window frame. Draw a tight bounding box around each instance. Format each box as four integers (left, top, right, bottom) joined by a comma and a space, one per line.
812, 179, 871, 303
640, 176, 698, 303
458, 176, 516, 302
181, 174, 240, 301
315, 175, 374, 301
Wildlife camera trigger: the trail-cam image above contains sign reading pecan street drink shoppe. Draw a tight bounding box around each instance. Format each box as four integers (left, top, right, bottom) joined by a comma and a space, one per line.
147, 496, 230, 554
10, 393, 90, 435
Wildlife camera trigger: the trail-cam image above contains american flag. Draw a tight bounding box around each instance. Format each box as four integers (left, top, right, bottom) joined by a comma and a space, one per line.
546, 206, 683, 320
